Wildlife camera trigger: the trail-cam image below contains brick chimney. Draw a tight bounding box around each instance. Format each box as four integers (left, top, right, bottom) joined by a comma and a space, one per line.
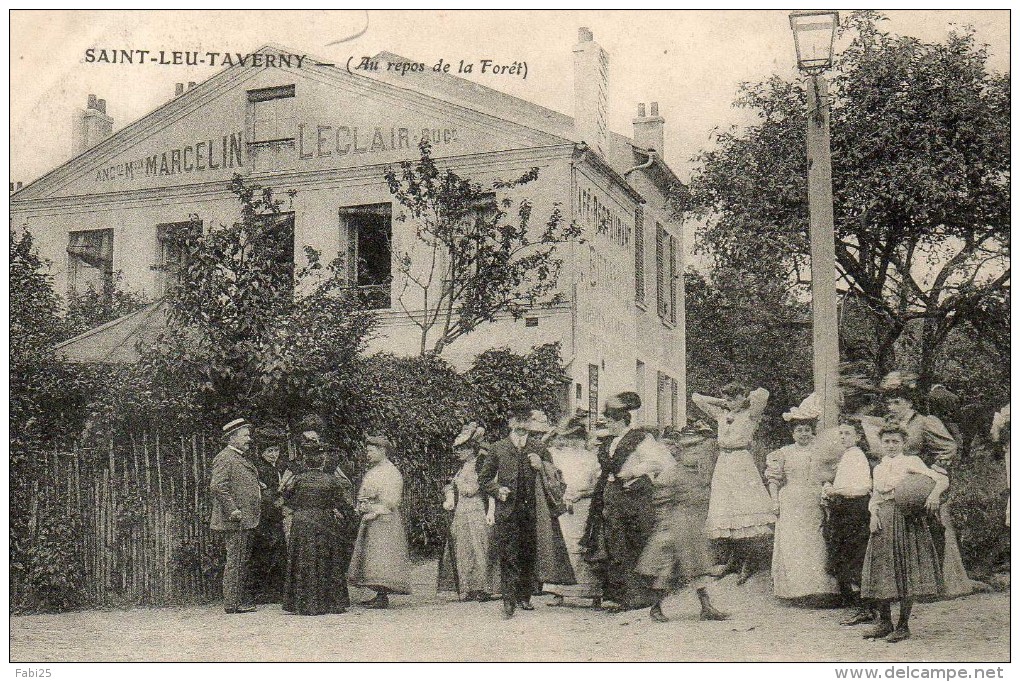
71, 94, 114, 156
633, 101, 665, 158
175, 82, 185, 97
573, 27, 609, 158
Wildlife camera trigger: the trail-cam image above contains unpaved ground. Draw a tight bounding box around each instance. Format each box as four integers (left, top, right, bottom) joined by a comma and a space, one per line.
10, 564, 1009, 662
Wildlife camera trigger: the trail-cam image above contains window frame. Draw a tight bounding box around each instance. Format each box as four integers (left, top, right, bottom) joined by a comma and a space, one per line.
247, 84, 296, 146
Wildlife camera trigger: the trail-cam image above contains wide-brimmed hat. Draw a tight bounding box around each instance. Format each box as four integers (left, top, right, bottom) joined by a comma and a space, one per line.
880, 371, 921, 402
222, 418, 251, 435
366, 433, 394, 449
605, 391, 641, 412
783, 393, 822, 423
555, 411, 589, 439
453, 421, 485, 448
523, 410, 553, 433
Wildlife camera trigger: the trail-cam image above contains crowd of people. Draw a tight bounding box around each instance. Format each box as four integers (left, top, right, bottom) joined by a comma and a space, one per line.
207, 372, 1010, 644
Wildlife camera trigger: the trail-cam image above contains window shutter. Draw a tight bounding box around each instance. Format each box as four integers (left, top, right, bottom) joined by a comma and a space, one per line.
669, 233, 678, 324
634, 207, 645, 304
655, 223, 666, 318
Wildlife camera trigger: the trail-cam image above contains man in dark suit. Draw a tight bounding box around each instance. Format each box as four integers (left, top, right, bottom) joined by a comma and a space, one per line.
479, 407, 573, 619
209, 418, 261, 614
247, 445, 286, 604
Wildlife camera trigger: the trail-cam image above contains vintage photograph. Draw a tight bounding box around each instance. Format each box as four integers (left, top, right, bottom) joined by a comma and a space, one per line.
8, 9, 1010, 665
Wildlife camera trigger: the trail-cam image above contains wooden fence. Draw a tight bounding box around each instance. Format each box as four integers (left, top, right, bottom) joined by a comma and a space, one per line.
13, 433, 223, 610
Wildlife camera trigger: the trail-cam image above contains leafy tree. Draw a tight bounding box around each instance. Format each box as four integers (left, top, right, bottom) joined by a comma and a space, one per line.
61, 275, 150, 341
385, 140, 581, 356
675, 11, 1009, 391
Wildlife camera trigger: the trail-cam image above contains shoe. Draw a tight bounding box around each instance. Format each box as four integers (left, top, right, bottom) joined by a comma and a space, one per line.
700, 606, 730, 621
736, 564, 755, 586
518, 599, 535, 611
841, 609, 876, 627
224, 605, 257, 614
476, 593, 494, 603
863, 622, 894, 640
501, 600, 515, 619
365, 594, 389, 609
591, 598, 603, 610
649, 604, 670, 623
885, 626, 911, 643
548, 595, 565, 607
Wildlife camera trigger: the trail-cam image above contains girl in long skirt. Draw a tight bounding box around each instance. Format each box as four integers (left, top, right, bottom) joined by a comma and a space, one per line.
861, 425, 948, 643
348, 434, 412, 608
823, 421, 874, 623
638, 426, 728, 623
282, 446, 352, 616
766, 404, 838, 600
692, 384, 776, 584
438, 423, 497, 601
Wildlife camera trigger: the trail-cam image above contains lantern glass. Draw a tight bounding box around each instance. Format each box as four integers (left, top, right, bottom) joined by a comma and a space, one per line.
789, 10, 839, 72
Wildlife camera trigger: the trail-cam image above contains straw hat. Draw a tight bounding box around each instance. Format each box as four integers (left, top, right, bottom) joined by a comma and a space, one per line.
453, 421, 485, 448
783, 393, 822, 423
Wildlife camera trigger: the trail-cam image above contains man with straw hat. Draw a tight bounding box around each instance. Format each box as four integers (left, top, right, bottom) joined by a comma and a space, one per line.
209, 418, 261, 614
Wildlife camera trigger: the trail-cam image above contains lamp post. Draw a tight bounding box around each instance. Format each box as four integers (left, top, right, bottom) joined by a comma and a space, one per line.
790, 10, 840, 430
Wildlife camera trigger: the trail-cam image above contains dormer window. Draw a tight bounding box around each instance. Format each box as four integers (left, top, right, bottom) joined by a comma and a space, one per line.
248, 85, 295, 144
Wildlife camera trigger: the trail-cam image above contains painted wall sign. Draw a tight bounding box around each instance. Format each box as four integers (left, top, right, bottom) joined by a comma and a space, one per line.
94, 131, 244, 182
297, 123, 461, 159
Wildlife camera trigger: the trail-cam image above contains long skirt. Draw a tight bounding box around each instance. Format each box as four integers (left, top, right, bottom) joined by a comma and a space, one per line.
772, 483, 838, 598
637, 501, 713, 592
706, 449, 776, 539
934, 502, 978, 598
601, 478, 657, 608
545, 497, 602, 598
824, 495, 871, 588
861, 501, 943, 601
283, 510, 350, 615
438, 497, 499, 597
248, 517, 287, 603
348, 513, 412, 594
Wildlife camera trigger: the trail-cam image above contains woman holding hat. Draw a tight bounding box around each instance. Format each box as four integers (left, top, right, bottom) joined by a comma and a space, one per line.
860, 424, 948, 642
544, 412, 603, 608
282, 444, 352, 616
691, 384, 776, 585
348, 434, 412, 608
765, 395, 838, 600
438, 422, 498, 601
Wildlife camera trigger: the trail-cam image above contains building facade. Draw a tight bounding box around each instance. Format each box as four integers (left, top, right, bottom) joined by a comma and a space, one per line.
11, 30, 687, 428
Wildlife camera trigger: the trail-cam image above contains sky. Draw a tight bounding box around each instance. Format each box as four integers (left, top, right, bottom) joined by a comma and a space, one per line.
9, 9, 1010, 188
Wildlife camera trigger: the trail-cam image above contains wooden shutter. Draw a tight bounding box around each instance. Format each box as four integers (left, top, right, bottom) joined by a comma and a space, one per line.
634, 207, 645, 304
655, 223, 666, 318
669, 233, 678, 324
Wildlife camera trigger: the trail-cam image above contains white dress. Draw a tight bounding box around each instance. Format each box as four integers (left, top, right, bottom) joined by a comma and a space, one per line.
766, 442, 838, 598
544, 445, 602, 598
693, 389, 776, 539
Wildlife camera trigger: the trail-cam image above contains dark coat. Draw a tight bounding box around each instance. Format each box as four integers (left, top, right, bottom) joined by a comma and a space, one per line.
209, 446, 261, 531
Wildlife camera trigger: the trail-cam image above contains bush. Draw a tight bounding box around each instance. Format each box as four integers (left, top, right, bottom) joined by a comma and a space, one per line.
22, 511, 89, 612
951, 453, 1010, 578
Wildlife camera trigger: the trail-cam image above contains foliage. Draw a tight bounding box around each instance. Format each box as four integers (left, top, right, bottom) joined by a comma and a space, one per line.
466, 342, 571, 441
61, 275, 150, 341
21, 511, 89, 612
675, 10, 1010, 391
684, 269, 812, 447
951, 454, 1010, 577
385, 140, 581, 355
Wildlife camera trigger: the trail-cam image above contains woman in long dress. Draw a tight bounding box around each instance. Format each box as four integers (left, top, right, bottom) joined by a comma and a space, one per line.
861, 424, 948, 642
438, 423, 497, 601
766, 411, 838, 600
348, 434, 412, 608
545, 414, 602, 608
638, 425, 728, 623
282, 445, 352, 616
691, 383, 776, 584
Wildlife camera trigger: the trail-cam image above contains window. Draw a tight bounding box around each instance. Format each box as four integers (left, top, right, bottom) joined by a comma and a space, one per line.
655, 222, 667, 319
671, 376, 679, 428
155, 220, 202, 296
67, 229, 113, 301
634, 207, 645, 305
340, 204, 392, 309
669, 233, 678, 325
248, 85, 295, 144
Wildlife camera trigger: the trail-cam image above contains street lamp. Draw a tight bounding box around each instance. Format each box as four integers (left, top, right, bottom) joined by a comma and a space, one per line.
790, 10, 840, 430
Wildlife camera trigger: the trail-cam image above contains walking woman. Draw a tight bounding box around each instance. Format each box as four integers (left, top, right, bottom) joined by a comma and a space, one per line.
861, 424, 948, 642
823, 421, 874, 624
545, 412, 603, 608
638, 425, 728, 623
282, 443, 353, 616
438, 423, 497, 601
692, 384, 776, 584
766, 397, 838, 600
348, 434, 412, 608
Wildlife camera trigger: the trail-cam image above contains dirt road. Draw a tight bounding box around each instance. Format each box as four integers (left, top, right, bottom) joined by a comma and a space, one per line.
9, 567, 1009, 662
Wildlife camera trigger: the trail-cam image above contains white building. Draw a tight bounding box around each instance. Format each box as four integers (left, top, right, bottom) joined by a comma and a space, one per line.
11, 29, 687, 428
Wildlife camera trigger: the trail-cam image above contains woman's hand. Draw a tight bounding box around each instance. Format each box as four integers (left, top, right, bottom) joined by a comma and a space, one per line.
925, 491, 943, 514
363, 511, 379, 522
485, 508, 496, 527
528, 453, 542, 470
870, 512, 882, 534
442, 498, 455, 512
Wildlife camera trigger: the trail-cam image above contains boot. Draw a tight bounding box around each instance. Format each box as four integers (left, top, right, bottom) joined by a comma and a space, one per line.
736, 558, 755, 586
863, 620, 894, 640
885, 624, 911, 643
364, 592, 389, 609
697, 588, 729, 621
501, 598, 515, 620
591, 597, 603, 610
548, 594, 565, 607
649, 602, 669, 623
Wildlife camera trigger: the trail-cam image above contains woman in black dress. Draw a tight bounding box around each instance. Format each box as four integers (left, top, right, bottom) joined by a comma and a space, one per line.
283, 445, 352, 615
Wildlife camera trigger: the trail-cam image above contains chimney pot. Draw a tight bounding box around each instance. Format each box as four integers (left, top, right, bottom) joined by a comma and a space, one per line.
17, 181, 23, 191
578, 27, 593, 43
96, 99, 106, 114
87, 94, 98, 110
187, 81, 196, 90
650, 102, 659, 116
175, 83, 184, 97
638, 103, 646, 117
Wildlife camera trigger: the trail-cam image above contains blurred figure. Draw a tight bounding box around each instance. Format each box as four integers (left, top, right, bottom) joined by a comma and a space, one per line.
991, 404, 1010, 526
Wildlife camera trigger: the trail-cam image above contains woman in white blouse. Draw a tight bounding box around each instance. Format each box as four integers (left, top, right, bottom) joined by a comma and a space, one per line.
860, 425, 948, 643
822, 421, 874, 624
